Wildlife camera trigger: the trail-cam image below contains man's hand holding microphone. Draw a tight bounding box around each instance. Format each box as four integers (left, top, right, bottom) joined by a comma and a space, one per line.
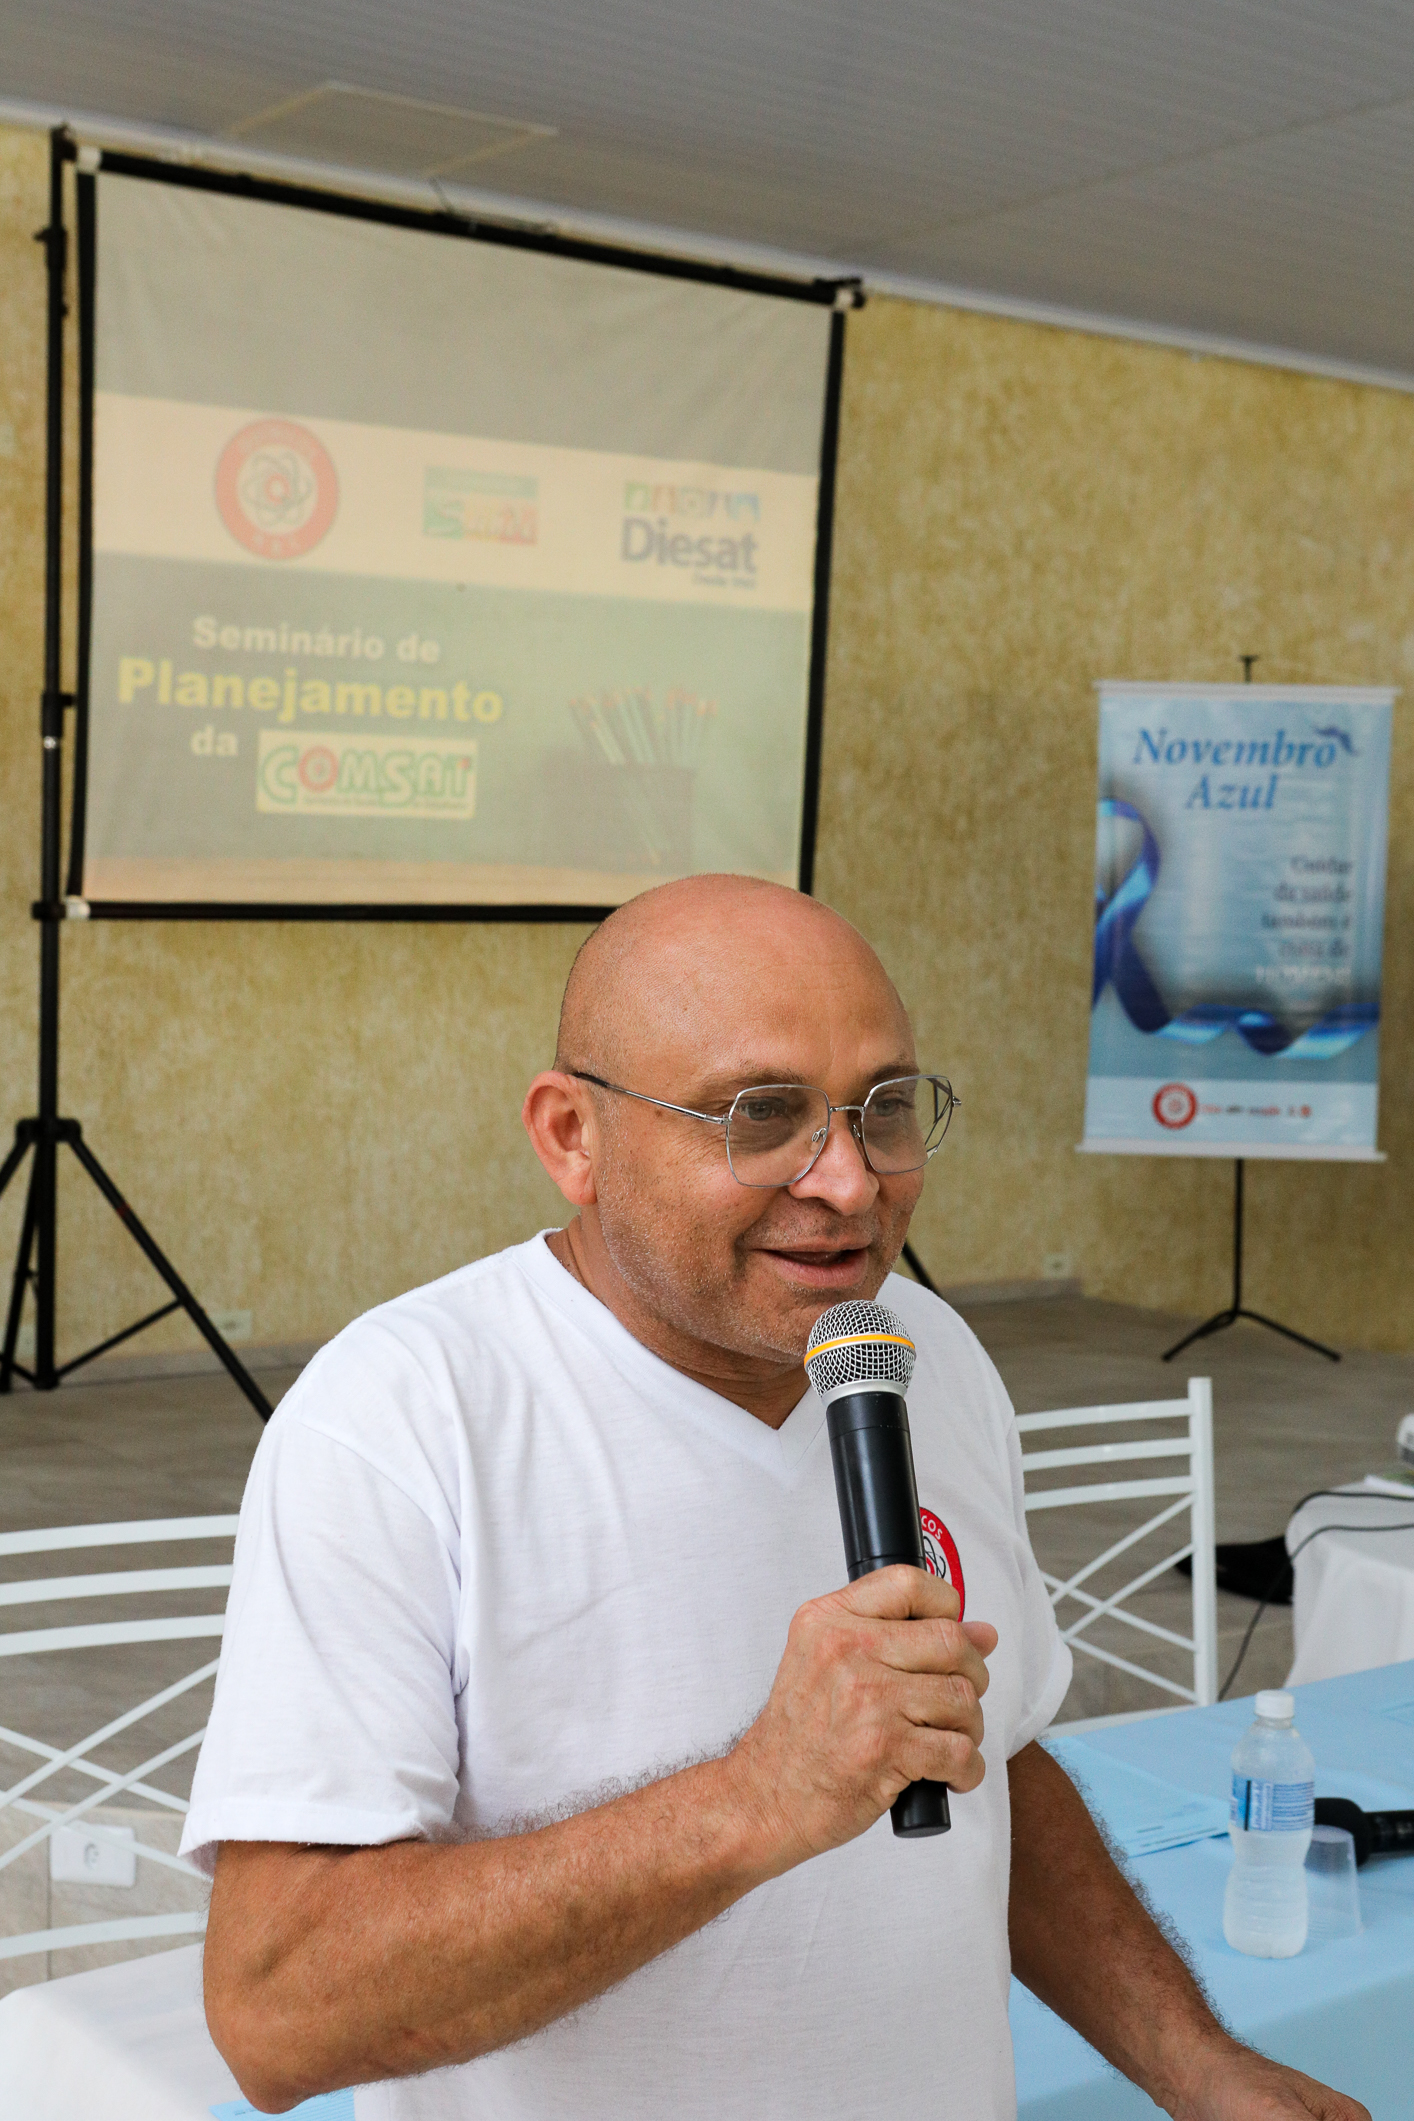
730, 1564, 995, 1868
729, 1300, 996, 1870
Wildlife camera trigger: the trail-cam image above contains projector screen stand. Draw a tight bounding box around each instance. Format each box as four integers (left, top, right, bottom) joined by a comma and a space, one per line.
0, 128, 270, 1422
1161, 1158, 1339, 1364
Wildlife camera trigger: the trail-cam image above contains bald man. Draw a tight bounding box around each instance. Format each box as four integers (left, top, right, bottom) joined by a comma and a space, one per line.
190, 879, 1364, 2121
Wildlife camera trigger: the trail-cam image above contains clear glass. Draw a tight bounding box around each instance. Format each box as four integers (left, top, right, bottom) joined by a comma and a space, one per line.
726, 1074, 955, 1186
1304, 1825, 1362, 1944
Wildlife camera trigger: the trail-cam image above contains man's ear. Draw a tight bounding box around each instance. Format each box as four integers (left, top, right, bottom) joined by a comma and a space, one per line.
522, 1072, 600, 1207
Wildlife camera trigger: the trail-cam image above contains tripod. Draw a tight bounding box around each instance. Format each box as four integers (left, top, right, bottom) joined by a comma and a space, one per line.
1161, 1158, 1339, 1365
0, 130, 270, 1420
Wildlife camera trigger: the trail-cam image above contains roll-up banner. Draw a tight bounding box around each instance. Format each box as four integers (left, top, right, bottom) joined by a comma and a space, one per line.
1082, 682, 1394, 1160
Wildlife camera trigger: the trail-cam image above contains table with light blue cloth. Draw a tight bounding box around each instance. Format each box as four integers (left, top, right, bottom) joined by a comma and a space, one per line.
1014, 1660, 1414, 2121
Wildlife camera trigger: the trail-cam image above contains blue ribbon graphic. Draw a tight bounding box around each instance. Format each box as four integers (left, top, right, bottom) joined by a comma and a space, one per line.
1093, 798, 1377, 1060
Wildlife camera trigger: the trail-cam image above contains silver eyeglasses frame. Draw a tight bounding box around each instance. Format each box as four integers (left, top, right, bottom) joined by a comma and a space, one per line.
567, 1071, 958, 1188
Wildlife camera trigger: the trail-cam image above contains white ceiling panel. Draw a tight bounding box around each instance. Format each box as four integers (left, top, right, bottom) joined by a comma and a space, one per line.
876, 95, 1414, 372
4, 0, 1414, 376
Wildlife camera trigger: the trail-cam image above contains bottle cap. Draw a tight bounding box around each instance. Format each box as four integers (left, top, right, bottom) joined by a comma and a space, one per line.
1255, 1689, 1296, 1722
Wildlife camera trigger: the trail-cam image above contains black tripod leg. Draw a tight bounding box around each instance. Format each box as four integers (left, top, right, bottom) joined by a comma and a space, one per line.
66, 1136, 273, 1421
1162, 1309, 1238, 1362
1, 1154, 39, 1394
1238, 1308, 1341, 1363
0, 1130, 33, 1207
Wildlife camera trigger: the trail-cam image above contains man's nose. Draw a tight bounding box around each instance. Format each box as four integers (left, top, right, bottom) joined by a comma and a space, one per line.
788, 1108, 878, 1213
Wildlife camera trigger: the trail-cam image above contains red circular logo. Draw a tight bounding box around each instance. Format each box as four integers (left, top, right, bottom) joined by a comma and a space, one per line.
920, 1508, 965, 1615
1153, 1082, 1198, 1129
215, 419, 338, 559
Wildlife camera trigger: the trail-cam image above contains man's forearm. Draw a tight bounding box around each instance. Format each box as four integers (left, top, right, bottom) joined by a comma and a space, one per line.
1008, 1742, 1234, 2109
207, 1752, 776, 2111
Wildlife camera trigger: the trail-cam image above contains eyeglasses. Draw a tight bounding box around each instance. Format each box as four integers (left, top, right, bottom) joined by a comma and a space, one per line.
568, 1071, 958, 1188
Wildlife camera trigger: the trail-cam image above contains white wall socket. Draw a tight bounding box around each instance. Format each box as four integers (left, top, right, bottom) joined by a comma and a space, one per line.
50, 1822, 136, 1887
15, 1323, 35, 1359
207, 1308, 253, 1343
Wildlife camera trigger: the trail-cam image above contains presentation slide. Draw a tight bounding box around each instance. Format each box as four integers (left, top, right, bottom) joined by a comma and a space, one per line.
82, 174, 834, 907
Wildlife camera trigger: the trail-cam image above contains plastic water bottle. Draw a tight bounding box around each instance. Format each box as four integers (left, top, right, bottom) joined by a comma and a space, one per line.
1223, 1690, 1314, 1957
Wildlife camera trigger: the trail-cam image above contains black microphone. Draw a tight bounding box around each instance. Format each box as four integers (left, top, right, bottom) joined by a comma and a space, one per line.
1314, 1796, 1414, 1866
805, 1299, 951, 1840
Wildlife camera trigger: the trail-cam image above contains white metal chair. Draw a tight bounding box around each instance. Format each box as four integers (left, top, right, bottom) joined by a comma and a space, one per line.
0, 1516, 235, 1969
1018, 1379, 1218, 1710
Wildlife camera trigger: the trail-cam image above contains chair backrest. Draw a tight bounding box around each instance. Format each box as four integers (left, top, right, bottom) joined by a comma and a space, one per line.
0, 1517, 236, 1969
1017, 1379, 1217, 1711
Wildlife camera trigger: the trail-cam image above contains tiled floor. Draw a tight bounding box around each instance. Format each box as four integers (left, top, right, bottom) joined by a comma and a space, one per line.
1, 1291, 1410, 1990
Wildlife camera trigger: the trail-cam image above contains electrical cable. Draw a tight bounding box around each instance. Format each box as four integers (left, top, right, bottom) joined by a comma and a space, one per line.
1217, 1497, 1414, 1700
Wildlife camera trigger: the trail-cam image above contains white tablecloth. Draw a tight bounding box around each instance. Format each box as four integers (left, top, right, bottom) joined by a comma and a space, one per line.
0, 1945, 247, 2119
1287, 1478, 1414, 1686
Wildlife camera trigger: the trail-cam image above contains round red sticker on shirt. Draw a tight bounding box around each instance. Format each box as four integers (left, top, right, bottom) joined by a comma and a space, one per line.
920, 1507, 965, 1615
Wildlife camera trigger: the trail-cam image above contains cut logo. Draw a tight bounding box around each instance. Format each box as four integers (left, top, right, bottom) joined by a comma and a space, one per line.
215, 419, 339, 560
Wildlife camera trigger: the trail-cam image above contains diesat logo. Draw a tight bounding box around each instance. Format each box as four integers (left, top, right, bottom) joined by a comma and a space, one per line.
620, 480, 759, 589
216, 420, 339, 560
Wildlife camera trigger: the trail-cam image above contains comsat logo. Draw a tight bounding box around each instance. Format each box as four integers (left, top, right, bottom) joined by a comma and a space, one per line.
216, 420, 339, 561
620, 480, 760, 589
256, 732, 475, 820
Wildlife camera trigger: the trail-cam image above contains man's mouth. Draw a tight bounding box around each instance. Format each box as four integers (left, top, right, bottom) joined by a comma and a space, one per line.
756, 1242, 872, 1289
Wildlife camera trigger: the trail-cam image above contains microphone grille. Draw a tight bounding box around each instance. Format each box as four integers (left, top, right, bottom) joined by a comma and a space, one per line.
804, 1299, 916, 1399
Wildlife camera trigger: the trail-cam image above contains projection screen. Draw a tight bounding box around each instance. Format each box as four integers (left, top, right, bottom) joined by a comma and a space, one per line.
77, 165, 841, 913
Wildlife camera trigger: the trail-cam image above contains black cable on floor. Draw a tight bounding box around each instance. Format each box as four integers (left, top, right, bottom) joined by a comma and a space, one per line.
1218, 1509, 1414, 1700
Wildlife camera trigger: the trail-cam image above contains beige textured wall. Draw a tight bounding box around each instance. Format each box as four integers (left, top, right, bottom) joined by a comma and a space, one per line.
818, 298, 1412, 1349
0, 125, 1409, 1361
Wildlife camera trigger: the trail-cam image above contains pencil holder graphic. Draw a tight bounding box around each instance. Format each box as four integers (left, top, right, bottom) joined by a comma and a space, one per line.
569, 688, 715, 872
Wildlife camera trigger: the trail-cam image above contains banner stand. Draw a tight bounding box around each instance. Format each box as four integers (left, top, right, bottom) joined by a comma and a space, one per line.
1159, 667, 1338, 1365
1160, 1157, 1339, 1364
1083, 663, 1393, 1364
0, 130, 272, 1421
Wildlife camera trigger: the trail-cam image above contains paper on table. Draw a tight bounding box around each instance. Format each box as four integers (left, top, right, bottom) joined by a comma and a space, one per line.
1044, 1734, 1230, 1858
211, 2095, 354, 2120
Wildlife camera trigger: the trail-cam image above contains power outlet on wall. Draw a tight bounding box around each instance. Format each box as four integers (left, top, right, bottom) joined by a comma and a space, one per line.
50, 1822, 136, 1887
1043, 1253, 1074, 1281
207, 1308, 253, 1343
15, 1323, 35, 1359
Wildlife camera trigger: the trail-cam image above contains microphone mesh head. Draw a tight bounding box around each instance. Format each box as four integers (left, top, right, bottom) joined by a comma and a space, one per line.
804, 1300, 916, 1400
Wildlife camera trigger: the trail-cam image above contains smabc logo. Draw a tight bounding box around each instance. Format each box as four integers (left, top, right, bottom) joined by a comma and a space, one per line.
215, 420, 339, 561
424, 467, 538, 545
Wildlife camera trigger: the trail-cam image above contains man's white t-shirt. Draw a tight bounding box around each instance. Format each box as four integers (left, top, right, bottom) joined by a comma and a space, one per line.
183, 1236, 1071, 2120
